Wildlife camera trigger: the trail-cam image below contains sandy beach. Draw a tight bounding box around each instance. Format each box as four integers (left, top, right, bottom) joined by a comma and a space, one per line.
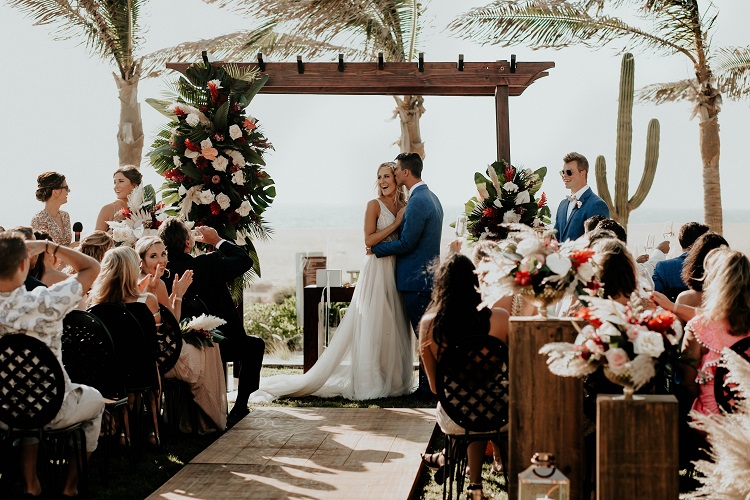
249, 223, 750, 298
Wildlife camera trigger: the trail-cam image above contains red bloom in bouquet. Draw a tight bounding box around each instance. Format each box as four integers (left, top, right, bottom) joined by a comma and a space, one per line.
227, 211, 241, 224
570, 248, 596, 269
119, 207, 132, 219
184, 138, 200, 152
503, 164, 515, 182
574, 307, 603, 328
514, 270, 532, 286
209, 201, 221, 215
538, 192, 547, 208
647, 310, 679, 334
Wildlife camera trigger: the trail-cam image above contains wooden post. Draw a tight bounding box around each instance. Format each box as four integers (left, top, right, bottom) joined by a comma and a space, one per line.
302, 286, 355, 372
597, 394, 679, 499
508, 319, 585, 499
495, 84, 510, 164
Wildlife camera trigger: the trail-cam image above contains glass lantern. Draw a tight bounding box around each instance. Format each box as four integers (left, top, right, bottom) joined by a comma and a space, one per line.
518, 452, 570, 500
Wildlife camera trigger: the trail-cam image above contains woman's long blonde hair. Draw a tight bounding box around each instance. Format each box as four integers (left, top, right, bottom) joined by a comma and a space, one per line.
88, 246, 142, 306
701, 248, 750, 335
375, 162, 407, 205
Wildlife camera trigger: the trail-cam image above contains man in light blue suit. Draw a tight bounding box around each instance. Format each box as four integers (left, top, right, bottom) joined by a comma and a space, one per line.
372, 153, 443, 395
553, 152, 609, 241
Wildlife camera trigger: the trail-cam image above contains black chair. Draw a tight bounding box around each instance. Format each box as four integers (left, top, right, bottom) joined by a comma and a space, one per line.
155, 305, 191, 440
437, 335, 510, 499
0, 334, 88, 498
62, 310, 130, 471
155, 305, 182, 376
88, 303, 160, 451
714, 336, 750, 413
180, 294, 210, 320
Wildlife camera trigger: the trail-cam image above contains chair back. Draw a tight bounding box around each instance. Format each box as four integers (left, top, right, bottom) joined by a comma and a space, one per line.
87, 303, 158, 390
62, 310, 126, 399
155, 305, 182, 375
180, 294, 209, 320
714, 336, 750, 413
437, 335, 510, 433
124, 302, 159, 355
0, 334, 65, 430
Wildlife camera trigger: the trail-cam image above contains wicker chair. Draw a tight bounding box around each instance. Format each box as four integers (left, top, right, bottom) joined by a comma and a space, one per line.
437, 335, 510, 499
714, 336, 750, 413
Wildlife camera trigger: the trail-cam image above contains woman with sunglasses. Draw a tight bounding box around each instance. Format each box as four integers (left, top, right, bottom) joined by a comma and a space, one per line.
31, 171, 73, 247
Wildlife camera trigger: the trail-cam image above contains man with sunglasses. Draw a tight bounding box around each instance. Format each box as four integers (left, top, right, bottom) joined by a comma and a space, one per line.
553, 152, 609, 241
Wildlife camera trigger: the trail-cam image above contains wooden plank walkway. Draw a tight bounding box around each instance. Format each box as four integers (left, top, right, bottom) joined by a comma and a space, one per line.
148, 407, 437, 500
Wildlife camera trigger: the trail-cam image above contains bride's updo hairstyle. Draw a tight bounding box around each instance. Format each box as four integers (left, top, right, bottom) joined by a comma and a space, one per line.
115, 165, 142, 187
375, 162, 407, 205
36, 172, 67, 202
593, 238, 637, 300
88, 246, 141, 306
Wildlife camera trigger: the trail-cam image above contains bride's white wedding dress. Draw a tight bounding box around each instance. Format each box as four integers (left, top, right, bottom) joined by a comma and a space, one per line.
250, 200, 415, 401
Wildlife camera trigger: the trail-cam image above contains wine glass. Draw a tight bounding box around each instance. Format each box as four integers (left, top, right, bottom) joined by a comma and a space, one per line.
645, 234, 655, 253
455, 215, 468, 242
663, 221, 674, 241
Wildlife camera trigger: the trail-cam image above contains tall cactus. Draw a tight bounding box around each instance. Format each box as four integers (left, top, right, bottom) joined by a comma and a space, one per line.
595, 53, 660, 226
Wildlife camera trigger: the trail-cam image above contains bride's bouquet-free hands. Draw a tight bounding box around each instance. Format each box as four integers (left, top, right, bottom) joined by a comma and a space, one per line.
181, 314, 226, 349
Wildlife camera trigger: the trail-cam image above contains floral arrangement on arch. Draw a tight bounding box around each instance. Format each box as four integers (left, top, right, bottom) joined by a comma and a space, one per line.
540, 296, 683, 390
180, 314, 226, 349
479, 227, 600, 311
146, 59, 275, 278
107, 184, 167, 247
462, 160, 551, 242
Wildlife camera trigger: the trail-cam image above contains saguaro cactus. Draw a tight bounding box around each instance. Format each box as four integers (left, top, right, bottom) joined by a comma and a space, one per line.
595, 53, 660, 226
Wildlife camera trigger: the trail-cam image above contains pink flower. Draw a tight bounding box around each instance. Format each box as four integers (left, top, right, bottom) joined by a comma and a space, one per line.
604, 348, 630, 375
626, 325, 644, 341
202, 147, 219, 160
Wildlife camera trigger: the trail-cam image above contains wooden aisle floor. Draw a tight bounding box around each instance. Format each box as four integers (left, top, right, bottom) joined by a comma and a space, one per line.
148, 407, 437, 500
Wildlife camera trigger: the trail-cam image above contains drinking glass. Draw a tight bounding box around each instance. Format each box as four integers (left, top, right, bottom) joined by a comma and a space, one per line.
455, 215, 468, 242
663, 221, 674, 240
645, 234, 655, 253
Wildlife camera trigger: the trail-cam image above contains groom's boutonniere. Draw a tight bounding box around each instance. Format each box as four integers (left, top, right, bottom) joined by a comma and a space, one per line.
575, 200, 583, 209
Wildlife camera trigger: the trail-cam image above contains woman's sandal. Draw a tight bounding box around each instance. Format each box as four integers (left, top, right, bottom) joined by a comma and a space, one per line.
466, 483, 493, 500
420, 452, 444, 470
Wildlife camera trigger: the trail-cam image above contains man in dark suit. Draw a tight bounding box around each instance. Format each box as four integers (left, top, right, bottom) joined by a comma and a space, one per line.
652, 221, 709, 299
159, 218, 264, 424
372, 152, 443, 395
553, 152, 609, 241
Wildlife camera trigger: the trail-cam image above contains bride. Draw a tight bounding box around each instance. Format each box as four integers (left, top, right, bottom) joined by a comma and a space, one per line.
250, 162, 415, 401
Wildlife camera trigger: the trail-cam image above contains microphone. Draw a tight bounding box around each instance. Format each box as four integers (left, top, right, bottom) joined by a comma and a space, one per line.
73, 222, 83, 242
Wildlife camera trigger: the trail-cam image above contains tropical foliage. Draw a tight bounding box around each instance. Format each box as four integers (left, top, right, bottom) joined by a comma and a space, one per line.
449, 0, 750, 234
7, 0, 148, 166
146, 59, 276, 279
143, 0, 429, 157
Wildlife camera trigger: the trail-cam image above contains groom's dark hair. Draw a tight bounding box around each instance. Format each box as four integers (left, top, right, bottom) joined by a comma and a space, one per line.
158, 217, 190, 256
395, 152, 423, 179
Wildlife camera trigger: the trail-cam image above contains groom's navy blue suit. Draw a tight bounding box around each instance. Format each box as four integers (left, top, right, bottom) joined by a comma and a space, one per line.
372, 184, 443, 334
553, 187, 609, 241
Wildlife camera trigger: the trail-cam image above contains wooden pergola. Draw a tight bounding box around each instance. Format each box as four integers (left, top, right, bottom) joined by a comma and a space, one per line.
167, 56, 555, 164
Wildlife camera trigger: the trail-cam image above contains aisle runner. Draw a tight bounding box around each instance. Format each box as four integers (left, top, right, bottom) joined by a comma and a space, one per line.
148, 407, 436, 500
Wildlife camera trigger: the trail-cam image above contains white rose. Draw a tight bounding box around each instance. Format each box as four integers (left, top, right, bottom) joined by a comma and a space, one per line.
581, 325, 597, 340
493, 199, 504, 208
184, 149, 199, 159
516, 238, 543, 257
604, 348, 630, 375
576, 262, 595, 283
172, 156, 182, 167
545, 253, 572, 276
598, 322, 622, 343
232, 169, 245, 185
503, 211, 521, 224
112, 227, 131, 243
229, 124, 243, 140
186, 114, 200, 127
212, 156, 229, 172
216, 193, 231, 210
502, 181, 518, 193
237, 201, 252, 217
200, 139, 213, 150
198, 190, 215, 205
514, 190, 530, 205
633, 330, 665, 358
226, 150, 245, 166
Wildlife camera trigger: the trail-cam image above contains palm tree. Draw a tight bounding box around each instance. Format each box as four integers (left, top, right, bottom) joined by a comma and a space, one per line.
142, 0, 428, 157
449, 0, 750, 234
8, 0, 146, 167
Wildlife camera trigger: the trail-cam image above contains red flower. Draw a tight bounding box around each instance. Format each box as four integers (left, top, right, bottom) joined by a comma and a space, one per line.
213, 133, 225, 142
243, 118, 257, 130
119, 208, 132, 219
570, 248, 595, 269
538, 192, 547, 208
195, 157, 209, 170
503, 164, 515, 182
207, 81, 220, 103
575, 307, 603, 328
647, 311, 677, 334
482, 207, 497, 218
174, 107, 185, 116
164, 169, 186, 183
227, 211, 241, 224
199, 105, 209, 113
209, 201, 221, 215
184, 139, 200, 152
236, 137, 246, 145
514, 270, 532, 286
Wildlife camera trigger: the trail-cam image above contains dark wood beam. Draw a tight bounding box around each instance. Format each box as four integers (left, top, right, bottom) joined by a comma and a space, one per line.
165, 60, 554, 97
495, 85, 511, 164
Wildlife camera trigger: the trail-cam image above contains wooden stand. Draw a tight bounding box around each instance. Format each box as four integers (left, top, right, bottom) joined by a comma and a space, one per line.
597, 394, 679, 500
302, 286, 355, 372
508, 318, 585, 500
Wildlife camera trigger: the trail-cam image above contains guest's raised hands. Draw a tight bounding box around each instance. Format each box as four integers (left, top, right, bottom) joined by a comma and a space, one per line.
138, 273, 156, 294
171, 270, 193, 301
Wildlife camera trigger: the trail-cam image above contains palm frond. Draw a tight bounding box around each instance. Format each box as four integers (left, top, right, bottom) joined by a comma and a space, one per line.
448, 0, 694, 62
636, 79, 694, 104
713, 46, 750, 101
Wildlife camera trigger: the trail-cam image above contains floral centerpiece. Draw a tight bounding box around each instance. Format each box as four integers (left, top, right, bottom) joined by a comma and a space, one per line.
461, 160, 551, 242
146, 58, 275, 279
107, 184, 167, 247
180, 314, 226, 349
480, 227, 600, 315
540, 296, 683, 395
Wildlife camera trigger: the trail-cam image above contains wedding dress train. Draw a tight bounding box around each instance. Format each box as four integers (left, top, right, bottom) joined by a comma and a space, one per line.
250, 200, 415, 401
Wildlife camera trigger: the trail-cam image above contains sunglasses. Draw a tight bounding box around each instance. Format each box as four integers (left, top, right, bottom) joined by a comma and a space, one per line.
559, 169, 578, 177
59, 185, 70, 191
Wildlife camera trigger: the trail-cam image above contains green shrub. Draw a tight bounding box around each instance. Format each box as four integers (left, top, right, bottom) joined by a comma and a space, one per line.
244, 295, 302, 356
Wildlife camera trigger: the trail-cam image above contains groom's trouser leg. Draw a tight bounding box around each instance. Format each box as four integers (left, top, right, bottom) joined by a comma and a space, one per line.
402, 291, 432, 394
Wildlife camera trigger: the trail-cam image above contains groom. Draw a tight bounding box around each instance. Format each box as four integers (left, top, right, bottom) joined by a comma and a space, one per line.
554, 152, 609, 241
372, 152, 443, 393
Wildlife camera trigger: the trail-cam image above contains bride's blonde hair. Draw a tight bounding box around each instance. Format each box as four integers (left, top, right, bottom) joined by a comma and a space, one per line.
375, 162, 407, 205
88, 246, 142, 307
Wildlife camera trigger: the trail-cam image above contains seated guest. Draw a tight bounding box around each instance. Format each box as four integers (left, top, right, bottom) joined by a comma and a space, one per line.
135, 236, 192, 320
583, 214, 606, 234
592, 238, 638, 305
158, 218, 265, 425
31, 232, 69, 287
419, 253, 510, 498
652, 222, 709, 298
681, 249, 750, 416
0, 231, 103, 498
10, 226, 46, 291
87, 246, 162, 444
595, 219, 665, 293
79, 230, 114, 262
675, 232, 729, 310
